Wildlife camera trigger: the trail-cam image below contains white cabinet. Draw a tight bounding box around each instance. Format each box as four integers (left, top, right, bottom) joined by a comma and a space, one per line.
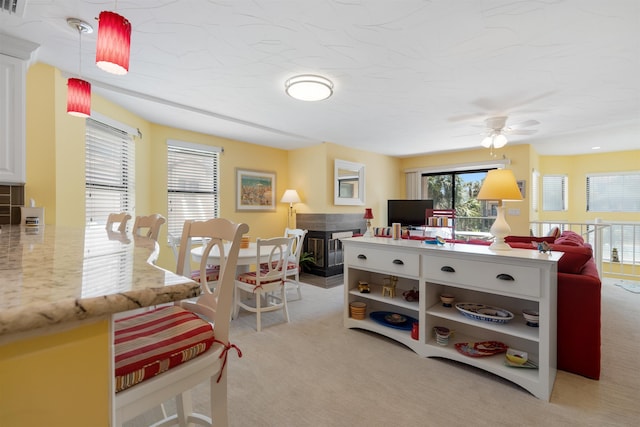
343, 238, 560, 401
0, 35, 38, 184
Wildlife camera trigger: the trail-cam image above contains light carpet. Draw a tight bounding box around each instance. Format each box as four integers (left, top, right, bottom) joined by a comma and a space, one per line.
126, 280, 640, 427
613, 280, 640, 294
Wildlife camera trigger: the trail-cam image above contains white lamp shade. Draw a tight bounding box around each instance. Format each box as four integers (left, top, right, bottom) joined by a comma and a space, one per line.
281, 189, 301, 204
493, 134, 508, 148
481, 136, 493, 148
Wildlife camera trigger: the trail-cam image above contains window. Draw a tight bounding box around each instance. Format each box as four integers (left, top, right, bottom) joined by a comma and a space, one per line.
84, 118, 135, 296
85, 118, 135, 225
587, 172, 640, 212
542, 175, 567, 211
421, 170, 490, 232
167, 140, 221, 240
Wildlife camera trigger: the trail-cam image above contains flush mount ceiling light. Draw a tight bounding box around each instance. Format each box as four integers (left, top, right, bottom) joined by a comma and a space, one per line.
285, 74, 333, 101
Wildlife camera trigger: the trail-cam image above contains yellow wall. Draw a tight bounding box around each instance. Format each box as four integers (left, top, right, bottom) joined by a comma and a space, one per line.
0, 320, 111, 427
537, 149, 640, 223
26, 63, 640, 242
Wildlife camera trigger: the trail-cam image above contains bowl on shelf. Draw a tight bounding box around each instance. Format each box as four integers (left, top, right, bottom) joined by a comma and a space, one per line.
440, 294, 455, 307
349, 301, 367, 320
522, 309, 540, 327
506, 348, 528, 365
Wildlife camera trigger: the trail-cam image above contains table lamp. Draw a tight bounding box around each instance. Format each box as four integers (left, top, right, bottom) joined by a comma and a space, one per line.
476, 169, 523, 251
281, 189, 301, 228
363, 208, 374, 237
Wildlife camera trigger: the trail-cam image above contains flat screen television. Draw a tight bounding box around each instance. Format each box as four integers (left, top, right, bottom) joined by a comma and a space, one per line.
387, 199, 434, 227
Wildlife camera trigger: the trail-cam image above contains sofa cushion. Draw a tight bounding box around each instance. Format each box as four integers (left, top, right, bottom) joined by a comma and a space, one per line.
547, 226, 562, 239
114, 305, 215, 393
555, 230, 585, 246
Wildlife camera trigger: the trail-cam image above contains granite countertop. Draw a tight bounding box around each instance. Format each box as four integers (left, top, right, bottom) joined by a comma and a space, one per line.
0, 225, 200, 336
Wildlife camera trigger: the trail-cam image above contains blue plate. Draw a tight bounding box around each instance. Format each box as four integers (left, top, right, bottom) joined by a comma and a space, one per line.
370, 311, 417, 331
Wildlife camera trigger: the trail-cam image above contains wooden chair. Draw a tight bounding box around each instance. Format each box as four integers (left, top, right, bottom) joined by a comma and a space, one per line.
169, 231, 221, 285
106, 212, 131, 233
235, 237, 293, 332
260, 228, 308, 301
113, 218, 249, 426
132, 213, 166, 241
282, 228, 308, 301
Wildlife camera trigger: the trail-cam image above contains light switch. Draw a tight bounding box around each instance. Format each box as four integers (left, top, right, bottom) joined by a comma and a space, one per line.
508, 208, 520, 216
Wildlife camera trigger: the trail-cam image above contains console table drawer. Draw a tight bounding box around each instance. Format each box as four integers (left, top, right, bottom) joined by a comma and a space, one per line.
423, 256, 541, 298
346, 247, 420, 277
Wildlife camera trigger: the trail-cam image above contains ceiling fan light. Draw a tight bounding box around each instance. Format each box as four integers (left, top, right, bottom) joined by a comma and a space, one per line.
481, 136, 493, 148
493, 134, 508, 148
285, 74, 333, 101
96, 11, 131, 75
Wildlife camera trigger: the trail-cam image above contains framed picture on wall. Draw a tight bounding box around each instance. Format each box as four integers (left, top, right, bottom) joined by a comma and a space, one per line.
236, 168, 276, 211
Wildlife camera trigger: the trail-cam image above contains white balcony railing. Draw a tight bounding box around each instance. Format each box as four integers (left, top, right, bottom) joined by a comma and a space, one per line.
530, 221, 640, 281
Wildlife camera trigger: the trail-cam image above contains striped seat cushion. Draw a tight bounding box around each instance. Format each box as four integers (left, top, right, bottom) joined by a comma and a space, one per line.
237, 271, 284, 286
190, 265, 220, 282
114, 305, 215, 393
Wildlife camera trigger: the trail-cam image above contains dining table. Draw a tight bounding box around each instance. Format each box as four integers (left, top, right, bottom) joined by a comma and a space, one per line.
190, 241, 273, 268
0, 224, 199, 427
191, 241, 275, 319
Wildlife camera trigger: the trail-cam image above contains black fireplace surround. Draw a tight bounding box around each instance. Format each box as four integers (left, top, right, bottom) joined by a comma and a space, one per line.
296, 213, 366, 277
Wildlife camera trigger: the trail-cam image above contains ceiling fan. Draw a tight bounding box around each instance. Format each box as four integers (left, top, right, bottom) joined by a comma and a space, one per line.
480, 116, 540, 149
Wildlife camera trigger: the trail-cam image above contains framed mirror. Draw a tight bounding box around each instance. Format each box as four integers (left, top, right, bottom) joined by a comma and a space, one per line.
334, 159, 365, 205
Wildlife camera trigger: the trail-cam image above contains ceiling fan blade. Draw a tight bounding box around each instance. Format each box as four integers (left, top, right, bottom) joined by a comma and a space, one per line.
509, 119, 540, 129
506, 129, 538, 135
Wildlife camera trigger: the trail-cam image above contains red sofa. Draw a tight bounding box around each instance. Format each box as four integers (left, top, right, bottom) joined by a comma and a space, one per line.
468, 231, 602, 380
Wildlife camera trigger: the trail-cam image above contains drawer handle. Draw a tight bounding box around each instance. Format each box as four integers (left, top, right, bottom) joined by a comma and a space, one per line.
440, 266, 455, 273
357, 254, 367, 260
497, 273, 515, 281
392, 259, 404, 265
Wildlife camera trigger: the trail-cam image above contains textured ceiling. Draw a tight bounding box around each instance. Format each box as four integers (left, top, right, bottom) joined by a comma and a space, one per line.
1, 0, 639, 156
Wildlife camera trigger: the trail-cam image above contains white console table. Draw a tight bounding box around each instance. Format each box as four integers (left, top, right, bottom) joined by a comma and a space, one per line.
342, 237, 561, 401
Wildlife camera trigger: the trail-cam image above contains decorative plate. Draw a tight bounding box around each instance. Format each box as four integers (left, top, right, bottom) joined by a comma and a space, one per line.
455, 303, 514, 324
385, 313, 407, 324
454, 341, 508, 357
370, 311, 417, 331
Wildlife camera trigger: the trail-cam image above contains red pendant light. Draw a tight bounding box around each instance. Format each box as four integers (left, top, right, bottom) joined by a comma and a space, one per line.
66, 18, 93, 118
96, 11, 131, 75
67, 78, 92, 117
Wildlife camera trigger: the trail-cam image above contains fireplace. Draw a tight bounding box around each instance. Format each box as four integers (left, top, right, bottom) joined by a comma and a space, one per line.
296, 214, 365, 277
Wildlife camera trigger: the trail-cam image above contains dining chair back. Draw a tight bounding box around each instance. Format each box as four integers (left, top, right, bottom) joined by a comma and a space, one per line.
132, 213, 166, 241
235, 236, 293, 331
169, 231, 221, 286
106, 212, 131, 233
283, 228, 308, 300
113, 218, 249, 427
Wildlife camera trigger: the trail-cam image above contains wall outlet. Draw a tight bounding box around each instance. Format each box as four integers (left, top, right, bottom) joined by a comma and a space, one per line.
508, 208, 520, 216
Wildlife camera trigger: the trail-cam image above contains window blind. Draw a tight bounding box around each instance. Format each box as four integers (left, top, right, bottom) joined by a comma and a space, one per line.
542, 175, 567, 211
531, 170, 539, 212
587, 172, 640, 212
85, 118, 135, 225
167, 141, 220, 240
